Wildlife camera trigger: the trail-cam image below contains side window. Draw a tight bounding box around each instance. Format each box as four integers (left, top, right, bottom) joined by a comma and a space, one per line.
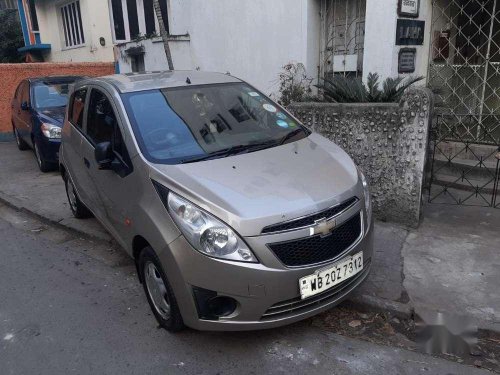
20, 82, 30, 104
86, 89, 130, 163
112, 125, 127, 159
69, 88, 87, 129
86, 89, 117, 145
14, 82, 23, 99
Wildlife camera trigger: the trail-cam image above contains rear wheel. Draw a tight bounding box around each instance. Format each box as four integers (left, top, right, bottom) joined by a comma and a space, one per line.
34, 141, 56, 173
64, 175, 92, 219
139, 247, 185, 332
13, 126, 29, 151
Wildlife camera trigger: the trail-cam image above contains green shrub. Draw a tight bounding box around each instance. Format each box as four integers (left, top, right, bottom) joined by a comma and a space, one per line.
317, 73, 423, 103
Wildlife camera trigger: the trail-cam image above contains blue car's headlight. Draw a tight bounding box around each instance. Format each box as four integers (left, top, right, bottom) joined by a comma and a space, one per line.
41, 123, 61, 139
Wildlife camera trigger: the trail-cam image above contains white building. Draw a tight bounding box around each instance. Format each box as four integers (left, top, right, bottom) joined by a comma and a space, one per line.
16, 0, 500, 120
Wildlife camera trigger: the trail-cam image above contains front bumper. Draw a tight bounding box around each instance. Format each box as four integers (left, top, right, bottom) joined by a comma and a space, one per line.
158, 213, 374, 331
36, 136, 61, 163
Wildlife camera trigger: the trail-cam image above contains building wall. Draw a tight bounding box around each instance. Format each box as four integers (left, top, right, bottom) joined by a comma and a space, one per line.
362, 0, 432, 83
0, 62, 115, 138
117, 0, 321, 96
35, 0, 115, 63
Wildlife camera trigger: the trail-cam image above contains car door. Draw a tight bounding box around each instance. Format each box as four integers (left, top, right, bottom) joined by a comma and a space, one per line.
11, 82, 23, 130
81, 87, 136, 247
64, 87, 92, 206
14, 81, 32, 143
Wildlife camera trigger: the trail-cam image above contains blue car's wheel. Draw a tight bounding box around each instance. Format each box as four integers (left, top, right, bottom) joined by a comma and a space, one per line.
13, 126, 29, 151
33, 140, 56, 173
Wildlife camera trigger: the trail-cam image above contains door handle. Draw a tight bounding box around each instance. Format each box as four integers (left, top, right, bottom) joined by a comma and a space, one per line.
83, 157, 90, 168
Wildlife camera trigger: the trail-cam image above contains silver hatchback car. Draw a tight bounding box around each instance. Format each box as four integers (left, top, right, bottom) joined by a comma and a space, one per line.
59, 71, 374, 332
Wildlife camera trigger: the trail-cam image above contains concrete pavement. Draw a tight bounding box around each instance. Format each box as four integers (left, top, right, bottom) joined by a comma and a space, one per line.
0, 202, 491, 375
0, 140, 498, 333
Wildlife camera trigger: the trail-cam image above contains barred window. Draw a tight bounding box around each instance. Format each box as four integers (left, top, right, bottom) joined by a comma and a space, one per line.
60, 0, 85, 48
109, 0, 168, 42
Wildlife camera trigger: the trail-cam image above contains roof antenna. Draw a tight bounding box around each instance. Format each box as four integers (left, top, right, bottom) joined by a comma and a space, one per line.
186, 77, 191, 84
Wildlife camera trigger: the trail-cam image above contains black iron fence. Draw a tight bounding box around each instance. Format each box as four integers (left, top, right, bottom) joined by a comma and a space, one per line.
427, 114, 500, 207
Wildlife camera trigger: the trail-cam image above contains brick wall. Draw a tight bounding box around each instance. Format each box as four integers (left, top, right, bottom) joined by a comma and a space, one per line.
0, 62, 115, 139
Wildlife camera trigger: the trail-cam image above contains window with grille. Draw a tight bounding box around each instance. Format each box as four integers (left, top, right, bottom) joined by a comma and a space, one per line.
60, 1, 85, 48
109, 0, 168, 42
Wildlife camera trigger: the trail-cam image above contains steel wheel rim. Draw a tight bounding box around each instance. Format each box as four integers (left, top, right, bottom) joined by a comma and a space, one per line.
144, 262, 171, 320
67, 179, 78, 212
34, 142, 42, 167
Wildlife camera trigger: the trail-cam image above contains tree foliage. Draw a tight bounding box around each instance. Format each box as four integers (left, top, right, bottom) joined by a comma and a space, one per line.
0, 9, 24, 63
316, 73, 424, 103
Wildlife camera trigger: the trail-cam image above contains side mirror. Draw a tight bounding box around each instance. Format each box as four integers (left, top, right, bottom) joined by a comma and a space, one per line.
21, 101, 30, 111
94, 142, 113, 170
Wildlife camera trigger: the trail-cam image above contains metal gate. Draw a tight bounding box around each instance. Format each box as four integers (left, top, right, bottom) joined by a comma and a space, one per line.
427, 0, 500, 207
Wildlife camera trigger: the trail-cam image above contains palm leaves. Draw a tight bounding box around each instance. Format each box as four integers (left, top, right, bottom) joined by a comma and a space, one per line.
316, 73, 423, 103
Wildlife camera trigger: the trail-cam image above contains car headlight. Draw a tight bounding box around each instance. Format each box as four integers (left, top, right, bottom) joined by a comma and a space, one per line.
41, 123, 61, 139
358, 168, 372, 225
153, 182, 258, 263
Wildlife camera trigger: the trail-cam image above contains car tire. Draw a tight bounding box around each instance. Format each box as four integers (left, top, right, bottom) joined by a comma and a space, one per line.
13, 126, 29, 151
139, 247, 185, 332
33, 140, 56, 173
64, 175, 93, 219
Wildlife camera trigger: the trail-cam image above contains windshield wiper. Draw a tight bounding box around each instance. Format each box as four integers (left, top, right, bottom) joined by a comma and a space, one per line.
279, 128, 307, 145
181, 140, 279, 164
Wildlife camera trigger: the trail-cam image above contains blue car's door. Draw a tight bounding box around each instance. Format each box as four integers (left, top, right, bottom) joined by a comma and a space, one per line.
16, 81, 34, 145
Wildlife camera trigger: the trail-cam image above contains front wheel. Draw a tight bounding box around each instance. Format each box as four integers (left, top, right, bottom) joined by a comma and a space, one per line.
33, 141, 56, 173
139, 247, 185, 332
64, 175, 92, 219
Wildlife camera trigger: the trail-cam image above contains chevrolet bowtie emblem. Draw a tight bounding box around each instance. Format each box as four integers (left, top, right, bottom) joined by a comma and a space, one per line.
310, 217, 337, 237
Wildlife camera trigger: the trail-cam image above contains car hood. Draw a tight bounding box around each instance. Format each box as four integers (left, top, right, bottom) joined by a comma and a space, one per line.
39, 106, 66, 126
150, 133, 361, 237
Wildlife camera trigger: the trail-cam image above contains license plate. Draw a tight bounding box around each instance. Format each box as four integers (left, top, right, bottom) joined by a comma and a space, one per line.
299, 252, 363, 299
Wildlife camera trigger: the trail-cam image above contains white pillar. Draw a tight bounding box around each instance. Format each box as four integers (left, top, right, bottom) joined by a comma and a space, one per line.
362, 0, 399, 83
363, 0, 433, 84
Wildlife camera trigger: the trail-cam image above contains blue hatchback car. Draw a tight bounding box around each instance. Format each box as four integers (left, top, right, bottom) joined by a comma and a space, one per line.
11, 76, 83, 172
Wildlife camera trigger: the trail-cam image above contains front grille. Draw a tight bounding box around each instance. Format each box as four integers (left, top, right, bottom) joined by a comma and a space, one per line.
267, 213, 362, 267
261, 260, 371, 321
261, 197, 358, 234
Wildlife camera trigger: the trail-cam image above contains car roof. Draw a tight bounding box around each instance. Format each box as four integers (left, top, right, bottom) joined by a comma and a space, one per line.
28, 76, 85, 83
82, 70, 243, 93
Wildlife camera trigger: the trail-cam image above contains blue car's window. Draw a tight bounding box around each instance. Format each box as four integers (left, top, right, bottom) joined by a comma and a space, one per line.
33, 82, 71, 110
121, 83, 308, 164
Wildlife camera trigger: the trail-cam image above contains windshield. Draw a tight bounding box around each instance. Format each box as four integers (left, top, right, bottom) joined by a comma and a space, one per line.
33, 82, 71, 110
122, 83, 309, 164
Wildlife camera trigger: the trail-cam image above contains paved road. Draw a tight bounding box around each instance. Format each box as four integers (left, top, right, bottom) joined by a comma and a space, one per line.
0, 203, 487, 375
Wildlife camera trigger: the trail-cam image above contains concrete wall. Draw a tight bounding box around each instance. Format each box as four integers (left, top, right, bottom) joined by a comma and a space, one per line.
363, 0, 432, 83
117, 0, 321, 96
35, 0, 115, 63
288, 88, 434, 227
0, 62, 115, 139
